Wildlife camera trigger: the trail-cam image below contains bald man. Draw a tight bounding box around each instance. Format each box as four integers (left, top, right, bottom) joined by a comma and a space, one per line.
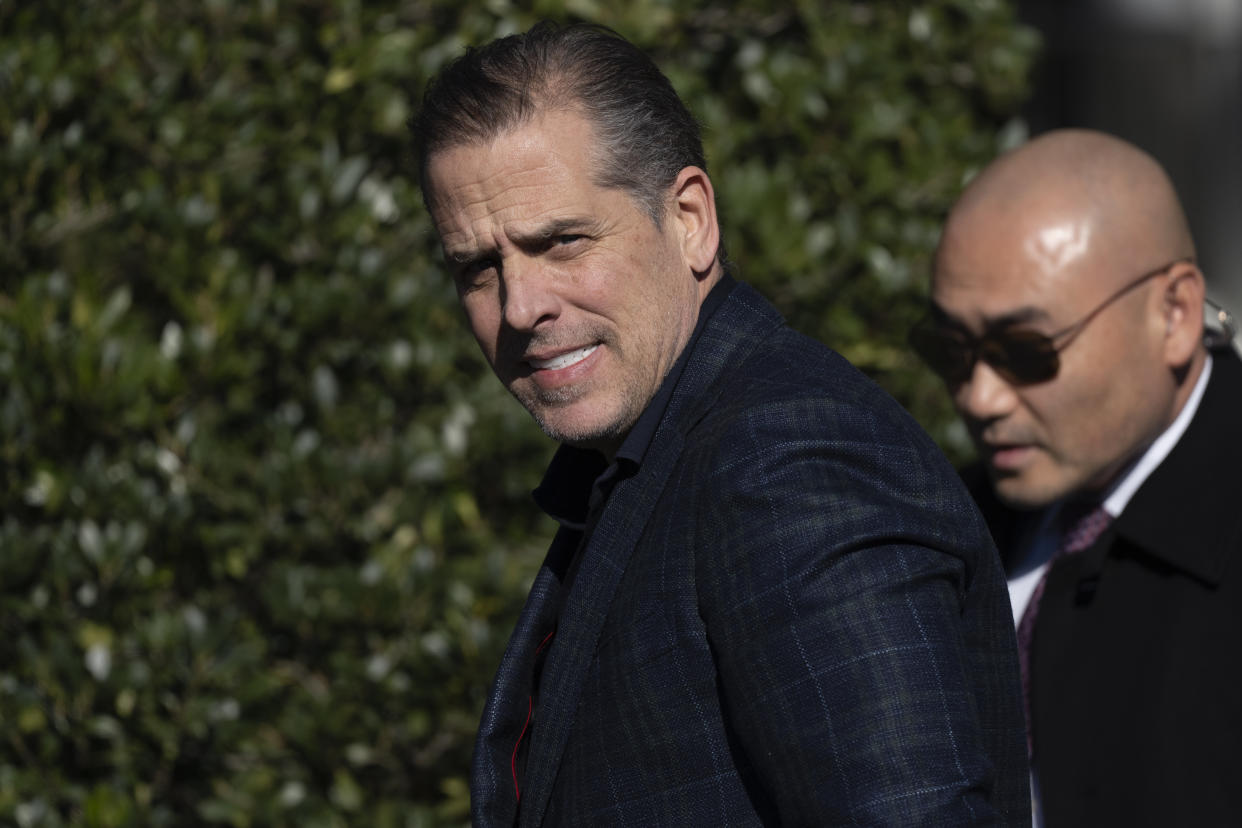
913, 128, 1242, 826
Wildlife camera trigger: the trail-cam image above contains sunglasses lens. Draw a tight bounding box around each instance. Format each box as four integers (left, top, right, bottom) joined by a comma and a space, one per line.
985, 331, 1059, 384
910, 326, 973, 385
911, 319, 1063, 387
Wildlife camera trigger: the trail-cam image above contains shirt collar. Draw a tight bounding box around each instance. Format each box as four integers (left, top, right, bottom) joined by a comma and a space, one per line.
531, 445, 608, 530
1101, 353, 1212, 517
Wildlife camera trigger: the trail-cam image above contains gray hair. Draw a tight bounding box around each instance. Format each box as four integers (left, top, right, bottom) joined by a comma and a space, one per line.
411, 22, 709, 227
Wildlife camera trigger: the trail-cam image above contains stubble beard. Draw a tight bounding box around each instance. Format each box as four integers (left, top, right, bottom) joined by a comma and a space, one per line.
499, 303, 688, 450
512, 377, 645, 450
498, 324, 641, 449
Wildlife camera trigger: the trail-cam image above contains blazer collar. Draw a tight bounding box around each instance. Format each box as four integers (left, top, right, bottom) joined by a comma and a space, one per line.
1114, 347, 1242, 586
517, 280, 784, 825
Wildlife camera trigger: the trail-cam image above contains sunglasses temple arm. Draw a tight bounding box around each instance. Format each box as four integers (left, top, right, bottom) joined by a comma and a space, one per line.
1204, 297, 1239, 353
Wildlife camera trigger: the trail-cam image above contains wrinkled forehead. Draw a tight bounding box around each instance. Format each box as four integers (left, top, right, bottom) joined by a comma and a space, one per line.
425, 117, 596, 247
424, 105, 598, 197
428, 151, 563, 233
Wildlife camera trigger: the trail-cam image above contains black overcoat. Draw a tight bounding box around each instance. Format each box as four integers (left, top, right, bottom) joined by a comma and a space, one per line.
969, 347, 1242, 827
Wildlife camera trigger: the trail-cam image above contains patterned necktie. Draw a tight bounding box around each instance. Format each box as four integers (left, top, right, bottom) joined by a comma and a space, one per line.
1015, 501, 1113, 755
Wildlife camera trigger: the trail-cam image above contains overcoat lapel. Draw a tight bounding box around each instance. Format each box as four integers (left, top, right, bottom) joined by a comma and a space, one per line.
1114, 348, 1242, 579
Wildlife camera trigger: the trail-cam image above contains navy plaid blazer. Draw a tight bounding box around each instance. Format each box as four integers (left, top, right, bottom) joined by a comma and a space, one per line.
472, 282, 1030, 826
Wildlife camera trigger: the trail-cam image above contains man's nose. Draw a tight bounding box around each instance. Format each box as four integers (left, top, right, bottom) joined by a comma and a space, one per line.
500, 258, 560, 332
954, 360, 1020, 423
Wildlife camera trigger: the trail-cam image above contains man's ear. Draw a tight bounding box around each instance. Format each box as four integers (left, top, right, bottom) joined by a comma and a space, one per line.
1160, 260, 1206, 368
670, 166, 720, 277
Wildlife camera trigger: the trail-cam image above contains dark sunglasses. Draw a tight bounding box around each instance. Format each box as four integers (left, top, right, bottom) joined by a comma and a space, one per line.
910, 258, 1192, 387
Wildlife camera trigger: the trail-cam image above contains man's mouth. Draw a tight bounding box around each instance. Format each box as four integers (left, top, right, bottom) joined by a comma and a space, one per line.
984, 442, 1035, 471
528, 344, 599, 371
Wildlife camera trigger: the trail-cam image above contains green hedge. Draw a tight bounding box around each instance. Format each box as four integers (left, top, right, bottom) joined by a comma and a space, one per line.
0, 2, 1036, 825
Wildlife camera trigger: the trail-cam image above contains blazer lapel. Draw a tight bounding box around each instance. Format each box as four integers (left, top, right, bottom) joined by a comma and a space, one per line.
472, 530, 575, 827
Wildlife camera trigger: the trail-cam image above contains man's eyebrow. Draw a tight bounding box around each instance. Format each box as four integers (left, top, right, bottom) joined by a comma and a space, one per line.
509, 216, 599, 246
445, 247, 484, 267
929, 301, 1052, 330
444, 216, 599, 266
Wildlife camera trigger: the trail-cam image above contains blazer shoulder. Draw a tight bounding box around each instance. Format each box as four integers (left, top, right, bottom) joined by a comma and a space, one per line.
684, 322, 995, 559
700, 320, 947, 457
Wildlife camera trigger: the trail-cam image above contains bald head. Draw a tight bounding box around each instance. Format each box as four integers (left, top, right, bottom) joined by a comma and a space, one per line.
926, 129, 1208, 509
942, 129, 1195, 291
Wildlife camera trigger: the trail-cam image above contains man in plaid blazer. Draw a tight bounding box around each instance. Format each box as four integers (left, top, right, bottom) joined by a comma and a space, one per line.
413, 22, 1030, 826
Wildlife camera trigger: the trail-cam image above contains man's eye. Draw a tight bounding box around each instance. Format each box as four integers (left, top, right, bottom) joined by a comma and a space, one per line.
455, 259, 498, 292
546, 235, 587, 256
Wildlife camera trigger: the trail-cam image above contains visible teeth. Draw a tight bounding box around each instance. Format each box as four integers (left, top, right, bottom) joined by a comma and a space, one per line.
530, 345, 598, 371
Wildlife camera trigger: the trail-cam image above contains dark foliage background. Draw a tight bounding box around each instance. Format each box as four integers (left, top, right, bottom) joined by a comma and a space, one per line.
0, 1, 1036, 825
